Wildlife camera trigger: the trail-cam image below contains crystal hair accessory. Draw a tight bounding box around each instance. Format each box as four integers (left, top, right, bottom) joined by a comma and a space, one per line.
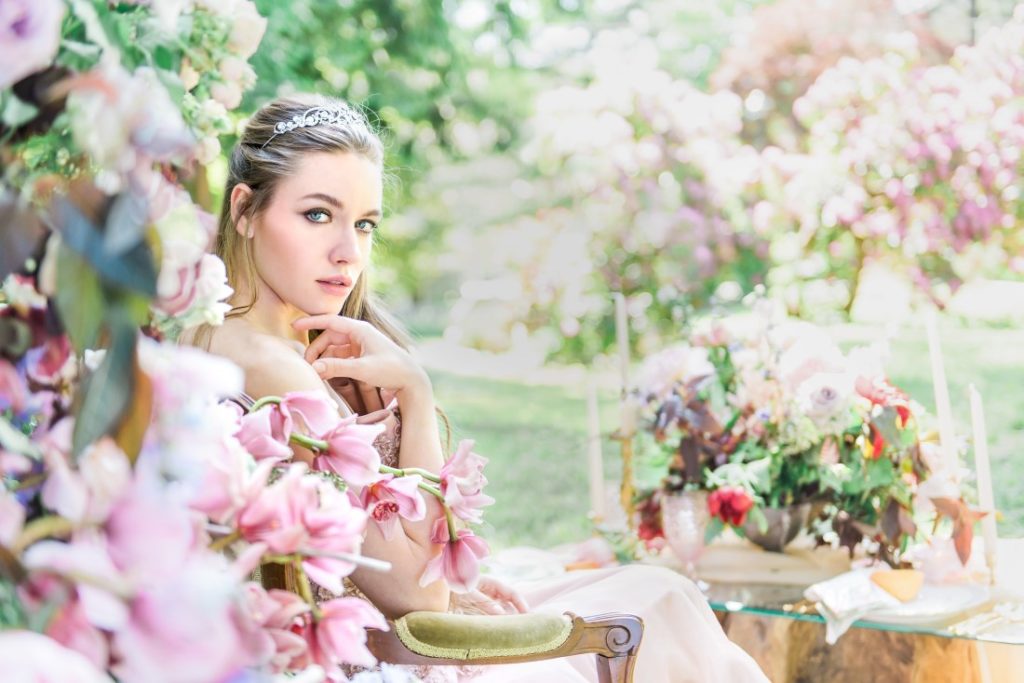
260, 104, 368, 148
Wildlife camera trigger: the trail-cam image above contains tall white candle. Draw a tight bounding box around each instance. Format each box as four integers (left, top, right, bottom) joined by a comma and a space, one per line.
925, 310, 958, 470
969, 384, 998, 581
614, 292, 637, 438
586, 378, 606, 521
614, 292, 630, 395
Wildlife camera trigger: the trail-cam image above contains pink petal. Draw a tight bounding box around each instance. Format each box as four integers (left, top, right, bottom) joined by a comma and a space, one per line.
281, 392, 341, 437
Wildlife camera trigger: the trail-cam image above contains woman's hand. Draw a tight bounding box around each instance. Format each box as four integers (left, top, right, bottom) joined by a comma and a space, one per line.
466, 576, 529, 615
293, 314, 429, 396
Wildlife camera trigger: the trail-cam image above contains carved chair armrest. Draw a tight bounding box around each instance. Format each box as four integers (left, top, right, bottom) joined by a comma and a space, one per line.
367, 611, 643, 683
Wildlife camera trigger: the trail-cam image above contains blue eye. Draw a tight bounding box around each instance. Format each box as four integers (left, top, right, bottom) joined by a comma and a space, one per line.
355, 219, 379, 234
304, 208, 331, 223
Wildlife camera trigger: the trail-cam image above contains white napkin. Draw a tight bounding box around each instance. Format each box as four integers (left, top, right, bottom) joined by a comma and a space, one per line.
804, 568, 901, 643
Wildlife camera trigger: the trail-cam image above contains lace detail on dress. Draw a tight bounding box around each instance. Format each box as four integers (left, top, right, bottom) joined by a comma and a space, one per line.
372, 407, 402, 468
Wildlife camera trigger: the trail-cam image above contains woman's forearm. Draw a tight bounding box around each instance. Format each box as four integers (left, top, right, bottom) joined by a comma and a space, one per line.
395, 372, 445, 474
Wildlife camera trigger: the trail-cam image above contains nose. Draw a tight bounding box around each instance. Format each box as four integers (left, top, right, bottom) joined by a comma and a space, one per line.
328, 224, 363, 265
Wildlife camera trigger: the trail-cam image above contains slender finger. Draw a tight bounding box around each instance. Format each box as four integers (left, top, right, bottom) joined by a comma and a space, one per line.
324, 344, 356, 359
509, 591, 530, 613
311, 356, 367, 381
304, 329, 353, 362
293, 314, 365, 334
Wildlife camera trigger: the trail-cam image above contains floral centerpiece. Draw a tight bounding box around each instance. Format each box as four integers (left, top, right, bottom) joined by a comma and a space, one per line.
632, 300, 977, 566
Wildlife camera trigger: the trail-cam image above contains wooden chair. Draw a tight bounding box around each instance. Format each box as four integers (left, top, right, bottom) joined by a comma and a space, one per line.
259, 563, 643, 682
367, 609, 644, 683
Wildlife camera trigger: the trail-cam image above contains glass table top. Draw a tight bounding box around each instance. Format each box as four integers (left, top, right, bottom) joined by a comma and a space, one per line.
701, 580, 1024, 644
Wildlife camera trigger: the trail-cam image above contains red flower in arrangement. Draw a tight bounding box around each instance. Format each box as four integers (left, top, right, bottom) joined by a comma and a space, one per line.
635, 494, 665, 549
707, 487, 754, 527
862, 423, 886, 460
856, 376, 912, 427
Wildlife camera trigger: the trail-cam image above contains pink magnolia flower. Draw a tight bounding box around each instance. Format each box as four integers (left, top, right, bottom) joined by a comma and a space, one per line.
0, 358, 27, 413
419, 518, 490, 594
0, 630, 112, 683
236, 464, 316, 554
238, 392, 343, 462
42, 436, 133, 525
282, 391, 341, 437
359, 473, 426, 540
0, 0, 66, 89
301, 481, 368, 595
44, 594, 111, 669
240, 583, 312, 673
313, 417, 383, 487
302, 596, 387, 674
236, 465, 367, 595
189, 436, 260, 524
439, 440, 493, 524
111, 554, 264, 683
22, 535, 130, 632
238, 404, 293, 461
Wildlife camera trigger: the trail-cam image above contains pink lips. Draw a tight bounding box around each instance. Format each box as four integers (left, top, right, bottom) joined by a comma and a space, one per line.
316, 276, 352, 296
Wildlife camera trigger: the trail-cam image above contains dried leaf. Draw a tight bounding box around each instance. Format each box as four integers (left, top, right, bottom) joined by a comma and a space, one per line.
113, 357, 152, 463
679, 437, 700, 483
952, 519, 975, 566
881, 499, 901, 545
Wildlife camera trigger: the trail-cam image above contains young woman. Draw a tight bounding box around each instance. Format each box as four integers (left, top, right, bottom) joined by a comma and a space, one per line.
185, 94, 768, 682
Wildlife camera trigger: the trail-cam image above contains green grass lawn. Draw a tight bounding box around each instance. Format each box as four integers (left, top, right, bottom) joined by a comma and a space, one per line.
428, 322, 1024, 551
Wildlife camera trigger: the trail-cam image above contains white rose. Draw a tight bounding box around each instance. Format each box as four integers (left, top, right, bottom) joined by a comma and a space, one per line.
209, 81, 243, 110
180, 59, 200, 91
228, 1, 267, 58
195, 135, 222, 165
796, 372, 853, 432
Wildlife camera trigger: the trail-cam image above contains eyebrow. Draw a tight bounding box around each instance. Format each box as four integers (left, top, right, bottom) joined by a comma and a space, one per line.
300, 192, 381, 217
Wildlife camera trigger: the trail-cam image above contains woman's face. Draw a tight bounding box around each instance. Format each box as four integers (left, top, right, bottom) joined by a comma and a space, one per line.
244, 150, 383, 316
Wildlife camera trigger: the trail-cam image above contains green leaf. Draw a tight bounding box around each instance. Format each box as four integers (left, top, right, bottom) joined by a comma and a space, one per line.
71, 308, 137, 458
747, 505, 769, 534
53, 197, 158, 297
0, 418, 42, 461
864, 457, 897, 491
55, 243, 105, 354
0, 577, 27, 629
1, 92, 39, 130
872, 407, 903, 448
704, 516, 725, 544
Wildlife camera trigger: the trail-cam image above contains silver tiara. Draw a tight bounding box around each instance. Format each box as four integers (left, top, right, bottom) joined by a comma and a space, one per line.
261, 104, 367, 148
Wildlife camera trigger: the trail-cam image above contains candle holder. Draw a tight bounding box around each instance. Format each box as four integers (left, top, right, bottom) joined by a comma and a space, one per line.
613, 415, 637, 531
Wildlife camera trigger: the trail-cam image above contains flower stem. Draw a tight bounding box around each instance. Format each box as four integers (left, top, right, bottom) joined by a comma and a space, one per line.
293, 558, 322, 620
379, 464, 441, 484
12, 473, 45, 492
417, 481, 445, 503
291, 432, 328, 453
248, 396, 283, 413
445, 507, 458, 541
13, 515, 74, 553
208, 530, 241, 553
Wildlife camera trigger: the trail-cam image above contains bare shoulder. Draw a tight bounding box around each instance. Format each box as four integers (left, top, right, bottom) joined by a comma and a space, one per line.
188, 319, 327, 400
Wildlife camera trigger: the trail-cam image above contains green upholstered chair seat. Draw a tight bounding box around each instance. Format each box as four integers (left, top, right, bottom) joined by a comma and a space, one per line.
393, 611, 575, 660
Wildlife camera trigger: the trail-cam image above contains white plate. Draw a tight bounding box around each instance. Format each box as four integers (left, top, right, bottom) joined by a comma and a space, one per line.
862, 583, 991, 626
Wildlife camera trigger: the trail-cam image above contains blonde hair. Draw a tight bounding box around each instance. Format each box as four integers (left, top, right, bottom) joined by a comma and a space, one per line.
194, 93, 410, 351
